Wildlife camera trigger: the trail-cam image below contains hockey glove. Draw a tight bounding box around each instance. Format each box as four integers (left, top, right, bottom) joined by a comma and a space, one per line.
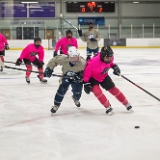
74, 71, 83, 82
78, 29, 83, 37
112, 64, 121, 76
90, 38, 97, 42
5, 44, 9, 50
86, 55, 91, 61
84, 82, 92, 94
53, 51, 58, 57
15, 58, 22, 66
44, 67, 53, 78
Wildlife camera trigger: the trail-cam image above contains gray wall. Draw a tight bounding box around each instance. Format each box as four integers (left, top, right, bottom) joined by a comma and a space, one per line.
0, 0, 160, 38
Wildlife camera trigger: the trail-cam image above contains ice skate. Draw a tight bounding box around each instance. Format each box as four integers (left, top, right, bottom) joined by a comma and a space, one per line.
37, 75, 47, 83
50, 105, 59, 115
25, 77, 30, 84
106, 106, 115, 116
126, 105, 134, 113
72, 96, 81, 107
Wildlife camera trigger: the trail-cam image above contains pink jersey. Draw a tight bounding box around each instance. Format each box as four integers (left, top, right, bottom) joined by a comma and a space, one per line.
83, 53, 115, 82
0, 33, 8, 52
55, 37, 78, 54
19, 43, 44, 62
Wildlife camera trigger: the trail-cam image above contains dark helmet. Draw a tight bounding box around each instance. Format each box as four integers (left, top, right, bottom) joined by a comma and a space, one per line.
66, 29, 72, 35
100, 46, 114, 60
34, 37, 41, 43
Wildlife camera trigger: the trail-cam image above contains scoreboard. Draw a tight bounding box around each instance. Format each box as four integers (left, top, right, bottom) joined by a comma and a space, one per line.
66, 2, 115, 13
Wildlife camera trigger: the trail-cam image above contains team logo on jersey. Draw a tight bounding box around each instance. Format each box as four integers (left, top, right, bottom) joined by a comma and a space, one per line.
30, 52, 38, 56
88, 34, 95, 39
101, 67, 109, 74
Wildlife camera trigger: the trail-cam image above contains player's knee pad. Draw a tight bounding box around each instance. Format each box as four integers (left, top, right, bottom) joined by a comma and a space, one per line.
0, 56, 4, 62
58, 84, 69, 95
26, 65, 32, 70
108, 87, 120, 96
73, 91, 82, 100
92, 85, 110, 107
92, 85, 102, 97
54, 85, 68, 106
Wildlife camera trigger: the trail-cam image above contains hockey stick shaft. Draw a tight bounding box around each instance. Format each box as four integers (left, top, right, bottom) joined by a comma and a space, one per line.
120, 74, 160, 102
4, 60, 26, 66
63, 18, 78, 30
4, 65, 62, 77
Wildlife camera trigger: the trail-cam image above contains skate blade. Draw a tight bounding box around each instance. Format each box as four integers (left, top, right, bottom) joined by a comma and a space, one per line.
128, 109, 134, 113
40, 81, 47, 84
108, 111, 115, 116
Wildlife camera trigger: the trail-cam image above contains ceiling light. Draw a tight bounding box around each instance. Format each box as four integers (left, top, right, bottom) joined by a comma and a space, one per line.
133, 2, 139, 3
21, 2, 39, 4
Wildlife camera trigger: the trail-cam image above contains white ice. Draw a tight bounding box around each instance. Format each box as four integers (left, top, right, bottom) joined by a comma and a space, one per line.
0, 48, 160, 160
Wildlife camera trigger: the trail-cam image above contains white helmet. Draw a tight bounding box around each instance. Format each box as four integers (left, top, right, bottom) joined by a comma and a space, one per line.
68, 46, 80, 57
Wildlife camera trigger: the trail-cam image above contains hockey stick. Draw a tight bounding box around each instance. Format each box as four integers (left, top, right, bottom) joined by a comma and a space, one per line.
4, 60, 26, 66
63, 19, 78, 30
4, 65, 62, 77
120, 74, 160, 102
60, 13, 78, 30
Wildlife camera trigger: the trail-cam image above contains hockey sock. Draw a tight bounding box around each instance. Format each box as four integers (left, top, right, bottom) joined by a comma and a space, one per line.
54, 84, 69, 106
26, 65, 32, 78
38, 68, 43, 79
108, 87, 128, 105
0, 56, 4, 62
92, 85, 110, 108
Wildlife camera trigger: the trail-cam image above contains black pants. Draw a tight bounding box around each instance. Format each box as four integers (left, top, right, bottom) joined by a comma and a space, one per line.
54, 78, 83, 107
0, 50, 5, 56
89, 75, 115, 91
87, 47, 99, 56
23, 58, 42, 69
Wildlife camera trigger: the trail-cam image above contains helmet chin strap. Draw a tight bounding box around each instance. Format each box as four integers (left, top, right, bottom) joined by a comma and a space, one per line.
69, 61, 75, 67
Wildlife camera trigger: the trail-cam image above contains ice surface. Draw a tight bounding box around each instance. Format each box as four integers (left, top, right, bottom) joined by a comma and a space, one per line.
0, 48, 160, 160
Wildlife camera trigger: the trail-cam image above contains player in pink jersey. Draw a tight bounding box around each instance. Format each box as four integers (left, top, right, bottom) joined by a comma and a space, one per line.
83, 46, 133, 115
53, 29, 78, 57
15, 37, 47, 84
0, 33, 9, 71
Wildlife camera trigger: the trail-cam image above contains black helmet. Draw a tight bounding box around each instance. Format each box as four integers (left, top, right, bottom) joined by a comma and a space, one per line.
100, 46, 114, 60
34, 37, 41, 43
66, 29, 72, 35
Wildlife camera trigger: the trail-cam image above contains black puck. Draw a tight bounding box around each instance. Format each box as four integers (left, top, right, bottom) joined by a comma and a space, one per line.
135, 126, 140, 129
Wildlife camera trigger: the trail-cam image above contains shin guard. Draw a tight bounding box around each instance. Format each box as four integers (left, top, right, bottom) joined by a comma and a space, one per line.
38, 68, 44, 79
92, 85, 110, 108
0, 56, 4, 62
108, 87, 128, 105
26, 65, 32, 78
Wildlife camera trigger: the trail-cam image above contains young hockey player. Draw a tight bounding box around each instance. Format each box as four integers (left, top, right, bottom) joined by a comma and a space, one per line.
0, 33, 9, 71
44, 46, 86, 114
15, 37, 47, 84
78, 22, 101, 60
53, 29, 78, 57
83, 46, 133, 116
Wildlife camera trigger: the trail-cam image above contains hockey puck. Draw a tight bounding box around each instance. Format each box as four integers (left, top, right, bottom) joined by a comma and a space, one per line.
135, 126, 140, 129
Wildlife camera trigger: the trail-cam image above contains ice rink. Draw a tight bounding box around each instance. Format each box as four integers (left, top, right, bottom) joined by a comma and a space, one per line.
0, 48, 160, 160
